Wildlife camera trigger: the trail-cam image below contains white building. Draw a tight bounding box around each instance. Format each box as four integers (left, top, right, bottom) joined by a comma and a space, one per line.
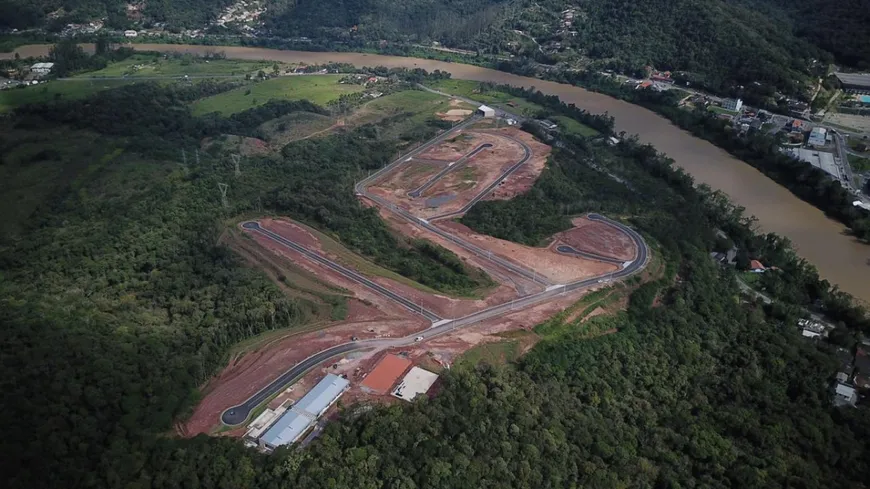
722, 98, 743, 112
124, 30, 138, 38
477, 105, 495, 118
834, 383, 858, 407
807, 126, 827, 147
392, 367, 439, 402
29, 62, 54, 76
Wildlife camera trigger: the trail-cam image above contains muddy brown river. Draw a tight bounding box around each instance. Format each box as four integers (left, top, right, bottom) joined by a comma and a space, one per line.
5, 43, 868, 301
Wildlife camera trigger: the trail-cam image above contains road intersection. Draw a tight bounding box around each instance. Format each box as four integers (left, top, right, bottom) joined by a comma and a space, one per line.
221, 116, 650, 427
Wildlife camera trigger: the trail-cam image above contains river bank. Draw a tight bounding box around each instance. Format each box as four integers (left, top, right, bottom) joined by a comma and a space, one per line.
4, 43, 868, 302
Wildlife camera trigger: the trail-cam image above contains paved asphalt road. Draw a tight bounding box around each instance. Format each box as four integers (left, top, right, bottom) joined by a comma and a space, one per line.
241, 222, 442, 322
408, 143, 493, 198
428, 133, 534, 221
555, 245, 625, 265
356, 126, 551, 287
223, 213, 648, 426
221, 116, 650, 427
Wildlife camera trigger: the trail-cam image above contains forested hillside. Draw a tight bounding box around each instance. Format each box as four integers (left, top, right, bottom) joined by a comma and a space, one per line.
0, 0, 234, 31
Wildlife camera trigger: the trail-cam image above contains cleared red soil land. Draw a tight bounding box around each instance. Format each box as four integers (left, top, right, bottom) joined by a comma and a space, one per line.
551, 216, 638, 261
368, 130, 540, 219
436, 221, 617, 284
483, 128, 551, 200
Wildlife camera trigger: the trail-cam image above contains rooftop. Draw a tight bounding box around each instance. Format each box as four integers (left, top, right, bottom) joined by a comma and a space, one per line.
835, 72, 870, 88
392, 367, 439, 402
361, 354, 412, 394
259, 374, 349, 448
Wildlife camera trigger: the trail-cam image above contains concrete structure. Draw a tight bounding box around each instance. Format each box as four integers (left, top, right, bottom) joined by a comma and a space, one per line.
477, 105, 495, 118
361, 354, 411, 394
244, 405, 288, 440
124, 30, 138, 38
29, 62, 54, 76
807, 127, 827, 148
259, 374, 350, 450
785, 148, 840, 180
835, 72, 870, 93
392, 367, 439, 402
834, 382, 858, 407
722, 98, 743, 112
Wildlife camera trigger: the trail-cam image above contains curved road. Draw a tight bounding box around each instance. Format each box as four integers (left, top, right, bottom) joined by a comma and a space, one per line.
555, 245, 626, 265
356, 130, 548, 286
221, 119, 650, 427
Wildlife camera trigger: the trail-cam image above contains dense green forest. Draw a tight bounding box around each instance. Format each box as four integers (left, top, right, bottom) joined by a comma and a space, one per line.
2, 57, 870, 488
260, 0, 868, 96
0, 0, 234, 31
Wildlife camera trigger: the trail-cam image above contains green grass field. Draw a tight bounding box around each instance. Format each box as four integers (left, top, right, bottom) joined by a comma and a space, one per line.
78, 53, 274, 78
426, 79, 545, 116
0, 79, 133, 112
552, 115, 600, 137
191, 75, 364, 116
455, 340, 521, 370
708, 105, 738, 116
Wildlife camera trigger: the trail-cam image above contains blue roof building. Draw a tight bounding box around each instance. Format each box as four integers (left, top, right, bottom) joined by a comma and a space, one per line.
259, 374, 350, 450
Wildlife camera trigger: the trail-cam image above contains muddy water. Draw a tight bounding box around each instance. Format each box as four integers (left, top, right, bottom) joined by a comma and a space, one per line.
6, 43, 868, 301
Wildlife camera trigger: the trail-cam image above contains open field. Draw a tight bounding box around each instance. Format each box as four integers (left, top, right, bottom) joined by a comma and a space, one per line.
552, 115, 600, 137
0, 79, 132, 112
257, 111, 338, 145
708, 105, 738, 116
823, 113, 870, 133
191, 75, 364, 116
426, 78, 545, 116
78, 53, 274, 78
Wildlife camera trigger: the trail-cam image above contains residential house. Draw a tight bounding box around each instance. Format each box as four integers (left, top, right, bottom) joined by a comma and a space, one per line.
834, 383, 858, 407
124, 30, 138, 38
749, 259, 766, 273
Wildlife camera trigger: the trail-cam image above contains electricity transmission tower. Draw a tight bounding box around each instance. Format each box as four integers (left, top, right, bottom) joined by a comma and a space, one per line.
218, 183, 229, 208
231, 154, 241, 177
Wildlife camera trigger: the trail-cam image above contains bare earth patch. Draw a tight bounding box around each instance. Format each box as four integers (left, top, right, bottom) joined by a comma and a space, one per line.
436, 220, 617, 284
552, 216, 638, 261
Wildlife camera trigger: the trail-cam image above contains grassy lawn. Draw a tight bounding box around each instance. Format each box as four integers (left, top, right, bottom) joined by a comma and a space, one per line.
426, 79, 545, 116
191, 75, 364, 116
708, 105, 738, 116
78, 53, 274, 78
0, 79, 133, 112
552, 115, 600, 137
848, 154, 870, 172
455, 340, 521, 370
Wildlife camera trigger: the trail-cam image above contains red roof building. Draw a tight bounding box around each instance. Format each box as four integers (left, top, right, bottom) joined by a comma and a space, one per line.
361, 354, 412, 394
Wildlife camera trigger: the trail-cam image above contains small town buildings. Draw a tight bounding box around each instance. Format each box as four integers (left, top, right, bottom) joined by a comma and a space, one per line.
833, 383, 858, 407
124, 30, 138, 38
749, 259, 766, 272
477, 105, 495, 118
790, 119, 803, 133
808, 126, 827, 147
722, 98, 743, 112
29, 62, 54, 76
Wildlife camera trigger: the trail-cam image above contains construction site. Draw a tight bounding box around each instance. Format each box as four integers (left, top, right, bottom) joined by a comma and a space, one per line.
180, 110, 650, 450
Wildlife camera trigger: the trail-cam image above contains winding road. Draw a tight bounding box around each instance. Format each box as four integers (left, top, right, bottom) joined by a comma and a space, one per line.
221, 116, 650, 427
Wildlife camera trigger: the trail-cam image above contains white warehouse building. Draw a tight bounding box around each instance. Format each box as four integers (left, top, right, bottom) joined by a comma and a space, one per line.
258, 374, 350, 451
477, 105, 495, 118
